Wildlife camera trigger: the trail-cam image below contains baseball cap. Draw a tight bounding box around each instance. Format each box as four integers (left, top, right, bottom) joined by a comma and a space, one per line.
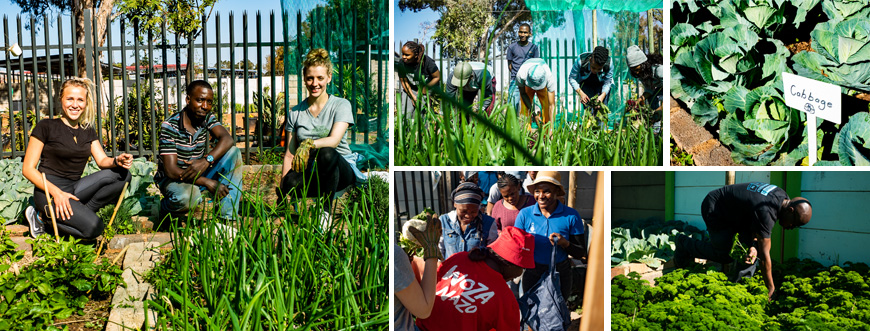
451, 61, 474, 87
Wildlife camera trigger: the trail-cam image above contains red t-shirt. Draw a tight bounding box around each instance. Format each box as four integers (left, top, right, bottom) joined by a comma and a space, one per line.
416, 252, 521, 331
491, 194, 536, 231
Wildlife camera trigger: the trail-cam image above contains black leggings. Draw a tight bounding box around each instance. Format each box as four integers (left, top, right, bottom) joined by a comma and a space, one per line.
278, 147, 356, 201
33, 168, 131, 239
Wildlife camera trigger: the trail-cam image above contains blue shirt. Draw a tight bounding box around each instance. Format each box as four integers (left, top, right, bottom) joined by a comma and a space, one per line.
506, 42, 540, 80
568, 52, 613, 97
478, 172, 499, 206
438, 210, 499, 260
514, 202, 584, 265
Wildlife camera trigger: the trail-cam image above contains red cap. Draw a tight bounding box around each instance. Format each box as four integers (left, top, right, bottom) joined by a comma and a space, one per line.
488, 226, 535, 269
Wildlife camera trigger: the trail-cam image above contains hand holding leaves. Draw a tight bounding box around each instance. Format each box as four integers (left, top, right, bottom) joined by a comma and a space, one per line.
408, 212, 443, 261
292, 139, 315, 173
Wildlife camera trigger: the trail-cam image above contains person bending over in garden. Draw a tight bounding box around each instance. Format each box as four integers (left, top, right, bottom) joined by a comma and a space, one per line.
515, 171, 587, 301
439, 182, 498, 260
398, 41, 441, 114
568, 46, 613, 114
507, 23, 540, 114
445, 61, 496, 115
675, 182, 812, 299
416, 226, 534, 331
516, 58, 556, 126
278, 48, 364, 203
157, 80, 242, 222
395, 212, 442, 330
23, 77, 133, 239
626, 45, 664, 129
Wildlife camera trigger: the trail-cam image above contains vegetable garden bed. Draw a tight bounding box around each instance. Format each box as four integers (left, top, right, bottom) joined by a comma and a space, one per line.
395, 94, 662, 166
0, 163, 389, 330
612, 258, 870, 330
671, 0, 870, 166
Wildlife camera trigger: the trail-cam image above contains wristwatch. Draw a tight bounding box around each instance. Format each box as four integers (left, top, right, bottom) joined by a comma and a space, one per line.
206, 154, 214, 164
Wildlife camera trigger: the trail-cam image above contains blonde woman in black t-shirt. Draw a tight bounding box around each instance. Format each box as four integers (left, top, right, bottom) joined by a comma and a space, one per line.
21, 78, 133, 239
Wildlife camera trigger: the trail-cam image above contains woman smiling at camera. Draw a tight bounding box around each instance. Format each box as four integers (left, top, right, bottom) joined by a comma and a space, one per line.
514, 171, 587, 300
279, 48, 364, 202
22, 78, 133, 239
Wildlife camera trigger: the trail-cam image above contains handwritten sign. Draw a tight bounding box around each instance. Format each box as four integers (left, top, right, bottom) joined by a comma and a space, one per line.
782, 72, 841, 124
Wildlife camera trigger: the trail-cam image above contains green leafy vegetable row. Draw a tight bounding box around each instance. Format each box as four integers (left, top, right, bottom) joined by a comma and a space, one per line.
611, 219, 707, 269
671, 0, 870, 165
0, 228, 124, 331
612, 258, 870, 330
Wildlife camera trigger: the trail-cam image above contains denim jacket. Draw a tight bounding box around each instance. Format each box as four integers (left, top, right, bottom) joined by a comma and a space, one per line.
568, 52, 613, 96
438, 210, 499, 260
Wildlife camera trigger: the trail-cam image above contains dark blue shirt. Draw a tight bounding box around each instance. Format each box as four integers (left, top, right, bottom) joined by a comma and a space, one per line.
506, 42, 540, 80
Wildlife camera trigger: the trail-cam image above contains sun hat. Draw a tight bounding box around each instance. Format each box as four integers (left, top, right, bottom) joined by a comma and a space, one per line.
526, 170, 565, 196
489, 226, 535, 269
453, 182, 484, 205
626, 45, 647, 68
463, 171, 479, 181
523, 59, 550, 91
451, 61, 474, 87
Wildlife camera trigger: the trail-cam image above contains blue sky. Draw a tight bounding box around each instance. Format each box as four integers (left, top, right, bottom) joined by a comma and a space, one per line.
0, 0, 321, 66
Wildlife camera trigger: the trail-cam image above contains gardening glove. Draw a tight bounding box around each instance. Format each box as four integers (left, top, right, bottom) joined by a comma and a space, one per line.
292, 139, 315, 173
407, 211, 443, 261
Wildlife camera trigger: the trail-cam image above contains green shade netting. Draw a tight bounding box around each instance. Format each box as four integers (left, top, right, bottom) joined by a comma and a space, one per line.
526, 0, 663, 13
529, 6, 662, 128
280, 0, 389, 168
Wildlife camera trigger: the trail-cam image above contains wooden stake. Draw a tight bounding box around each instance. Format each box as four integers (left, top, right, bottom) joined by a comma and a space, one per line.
41, 173, 60, 243
93, 182, 128, 264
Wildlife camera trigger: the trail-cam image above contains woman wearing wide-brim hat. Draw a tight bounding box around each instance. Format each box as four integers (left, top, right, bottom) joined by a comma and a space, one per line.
416, 226, 535, 331
514, 171, 587, 301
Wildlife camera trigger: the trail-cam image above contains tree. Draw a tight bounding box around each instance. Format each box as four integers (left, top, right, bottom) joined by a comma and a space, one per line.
236, 60, 253, 70
398, 0, 566, 58
119, 0, 219, 86
637, 9, 663, 55
13, 0, 120, 78
432, 0, 494, 59
265, 46, 284, 76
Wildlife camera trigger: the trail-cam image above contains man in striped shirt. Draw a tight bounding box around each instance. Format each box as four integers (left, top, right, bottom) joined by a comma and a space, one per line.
157, 80, 242, 222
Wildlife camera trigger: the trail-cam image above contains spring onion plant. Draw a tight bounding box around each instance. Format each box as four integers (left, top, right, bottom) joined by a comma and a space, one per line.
395, 92, 663, 166
143, 168, 388, 330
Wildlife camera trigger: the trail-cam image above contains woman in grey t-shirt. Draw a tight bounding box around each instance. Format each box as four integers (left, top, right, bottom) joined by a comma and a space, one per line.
279, 48, 361, 200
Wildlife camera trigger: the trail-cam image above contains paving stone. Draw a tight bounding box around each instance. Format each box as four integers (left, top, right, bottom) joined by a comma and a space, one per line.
108, 233, 171, 250
106, 302, 145, 331
628, 263, 653, 274
5, 225, 28, 236
610, 265, 628, 279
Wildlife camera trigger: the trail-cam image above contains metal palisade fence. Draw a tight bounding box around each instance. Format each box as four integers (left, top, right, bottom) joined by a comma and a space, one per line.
1, 4, 387, 163
396, 37, 652, 121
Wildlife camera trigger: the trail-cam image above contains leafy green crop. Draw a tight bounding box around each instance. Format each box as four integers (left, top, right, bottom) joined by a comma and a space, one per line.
611, 219, 707, 269
83, 158, 157, 217
144, 177, 387, 329
0, 229, 124, 330
671, 0, 870, 165
0, 159, 33, 225
612, 258, 870, 330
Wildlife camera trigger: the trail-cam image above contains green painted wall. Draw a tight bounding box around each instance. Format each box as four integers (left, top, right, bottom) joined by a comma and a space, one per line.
612, 172, 666, 221
796, 172, 870, 266
672, 172, 771, 230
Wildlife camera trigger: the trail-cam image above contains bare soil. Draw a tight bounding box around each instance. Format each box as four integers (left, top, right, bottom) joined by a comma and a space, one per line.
52, 296, 113, 331
786, 41, 814, 55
